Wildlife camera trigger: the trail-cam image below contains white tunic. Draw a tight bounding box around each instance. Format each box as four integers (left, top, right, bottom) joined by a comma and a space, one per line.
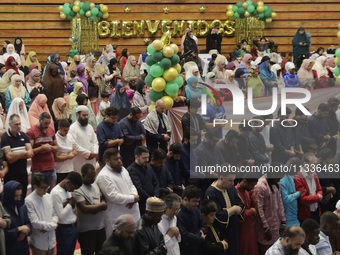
96, 164, 140, 237
158, 214, 181, 255
69, 121, 98, 173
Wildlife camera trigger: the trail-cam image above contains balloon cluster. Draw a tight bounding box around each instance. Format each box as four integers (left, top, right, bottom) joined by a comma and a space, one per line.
58, 1, 109, 21
145, 38, 183, 112
334, 22, 340, 85
226, 0, 277, 23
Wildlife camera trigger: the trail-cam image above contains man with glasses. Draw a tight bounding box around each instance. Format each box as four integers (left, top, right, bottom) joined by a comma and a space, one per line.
69, 105, 98, 173
25, 173, 58, 255
96, 106, 124, 168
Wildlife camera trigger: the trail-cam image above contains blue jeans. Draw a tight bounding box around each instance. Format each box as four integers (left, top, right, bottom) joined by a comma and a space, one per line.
56, 223, 78, 255
31, 169, 56, 193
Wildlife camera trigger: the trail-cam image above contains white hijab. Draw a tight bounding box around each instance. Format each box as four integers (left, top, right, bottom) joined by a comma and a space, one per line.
185, 66, 201, 80
312, 56, 328, 78
5, 97, 30, 132
285, 62, 295, 74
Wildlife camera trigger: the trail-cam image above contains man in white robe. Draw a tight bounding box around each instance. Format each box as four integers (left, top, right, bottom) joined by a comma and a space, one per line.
69, 106, 98, 173
96, 148, 140, 237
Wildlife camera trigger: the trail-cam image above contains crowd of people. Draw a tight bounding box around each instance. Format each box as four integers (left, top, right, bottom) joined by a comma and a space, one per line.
0, 26, 339, 255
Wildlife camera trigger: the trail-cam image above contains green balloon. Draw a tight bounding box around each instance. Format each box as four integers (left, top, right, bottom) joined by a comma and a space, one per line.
337, 60, 340, 69
91, 7, 99, 15
336, 49, 340, 59
64, 3, 70, 7
247, 5, 255, 13
146, 55, 156, 66
234, 12, 240, 18
63, 7, 71, 15
96, 4, 101, 9
79, 2, 84, 8
83, 4, 90, 11
85, 1, 91, 5
160, 58, 172, 70
236, 1, 243, 7
165, 81, 179, 96
147, 44, 155, 55
258, 12, 265, 18
240, 13, 245, 19
268, 7, 273, 12
175, 75, 184, 87
232, 6, 238, 12
253, 2, 258, 8
147, 65, 151, 74
252, 10, 257, 15
152, 51, 163, 62
145, 74, 155, 87
90, 15, 97, 21
97, 11, 103, 17
150, 63, 164, 78
66, 14, 72, 20
264, 10, 272, 18
70, 10, 76, 17
70, 3, 74, 9
246, 0, 252, 5
238, 7, 245, 14
149, 89, 164, 102
170, 54, 180, 65
263, 6, 268, 12
79, 9, 85, 16
335, 67, 340, 77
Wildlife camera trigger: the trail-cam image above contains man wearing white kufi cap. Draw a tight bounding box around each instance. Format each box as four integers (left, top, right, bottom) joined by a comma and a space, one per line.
69, 105, 98, 173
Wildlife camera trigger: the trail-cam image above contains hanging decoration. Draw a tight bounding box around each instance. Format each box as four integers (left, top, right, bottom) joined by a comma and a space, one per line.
145, 36, 183, 111
58, 1, 109, 54
226, 0, 276, 45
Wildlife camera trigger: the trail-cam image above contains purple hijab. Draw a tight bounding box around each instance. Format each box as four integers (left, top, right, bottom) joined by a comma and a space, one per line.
74, 64, 88, 95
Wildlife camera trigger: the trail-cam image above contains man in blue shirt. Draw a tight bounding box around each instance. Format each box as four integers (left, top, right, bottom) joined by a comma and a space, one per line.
96, 107, 124, 167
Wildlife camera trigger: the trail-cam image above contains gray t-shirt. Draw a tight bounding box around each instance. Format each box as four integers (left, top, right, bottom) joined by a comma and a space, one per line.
73, 183, 105, 232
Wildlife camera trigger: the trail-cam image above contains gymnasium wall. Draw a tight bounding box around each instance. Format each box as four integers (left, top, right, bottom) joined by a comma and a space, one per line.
1, 0, 339, 65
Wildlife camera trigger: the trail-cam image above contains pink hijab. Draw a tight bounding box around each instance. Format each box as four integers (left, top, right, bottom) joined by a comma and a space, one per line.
28, 94, 54, 130
240, 53, 252, 70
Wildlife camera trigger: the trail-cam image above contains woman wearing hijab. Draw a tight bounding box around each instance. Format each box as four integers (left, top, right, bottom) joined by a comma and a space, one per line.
26, 69, 48, 99
283, 62, 300, 87
43, 63, 65, 110
3, 44, 21, 67
327, 57, 336, 78
71, 93, 97, 129
5, 56, 19, 75
23, 51, 42, 77
24, 63, 39, 83
0, 40, 10, 55
271, 64, 285, 91
247, 66, 264, 98
68, 55, 81, 78
184, 31, 200, 65
312, 56, 329, 88
28, 94, 54, 130
236, 53, 252, 79
74, 64, 88, 95
297, 59, 315, 90
185, 76, 206, 101
68, 82, 89, 114
51, 97, 70, 131
44, 53, 65, 77
259, 60, 278, 96
235, 68, 246, 92
119, 48, 129, 74
5, 97, 30, 132
213, 59, 227, 83
310, 47, 325, 62
132, 80, 150, 114
14, 37, 25, 67
99, 43, 116, 66
185, 65, 201, 81
0, 64, 5, 78
103, 57, 120, 93
227, 52, 239, 70
5, 74, 31, 111
122, 55, 140, 90
0, 69, 16, 94
110, 82, 131, 121
292, 27, 310, 67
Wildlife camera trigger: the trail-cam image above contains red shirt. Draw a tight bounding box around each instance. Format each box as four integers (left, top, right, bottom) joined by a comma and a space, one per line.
26, 124, 56, 172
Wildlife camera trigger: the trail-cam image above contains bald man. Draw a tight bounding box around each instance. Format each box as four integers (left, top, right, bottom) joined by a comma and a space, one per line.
144, 99, 171, 154
265, 226, 306, 255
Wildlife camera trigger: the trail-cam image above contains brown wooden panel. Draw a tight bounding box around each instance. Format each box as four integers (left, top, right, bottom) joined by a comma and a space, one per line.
5, 0, 339, 3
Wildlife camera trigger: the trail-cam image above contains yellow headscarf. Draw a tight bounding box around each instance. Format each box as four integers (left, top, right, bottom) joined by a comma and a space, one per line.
24, 51, 42, 71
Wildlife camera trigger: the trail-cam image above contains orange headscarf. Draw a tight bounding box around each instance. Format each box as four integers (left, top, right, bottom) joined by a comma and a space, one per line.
28, 94, 54, 130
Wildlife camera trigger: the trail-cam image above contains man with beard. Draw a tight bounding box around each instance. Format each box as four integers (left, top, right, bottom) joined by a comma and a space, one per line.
265, 226, 305, 255
128, 146, 160, 215
300, 219, 320, 255
157, 193, 182, 255
69, 105, 98, 174
27, 112, 59, 192
134, 197, 167, 255
270, 107, 296, 164
101, 214, 137, 255
96, 148, 140, 238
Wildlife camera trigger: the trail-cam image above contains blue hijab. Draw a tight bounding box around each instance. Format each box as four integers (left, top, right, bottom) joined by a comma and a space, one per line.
45, 53, 65, 76
110, 82, 131, 110
185, 76, 202, 101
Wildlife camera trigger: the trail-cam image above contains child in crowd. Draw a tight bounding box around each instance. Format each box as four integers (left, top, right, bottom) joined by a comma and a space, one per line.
96, 92, 110, 124
234, 43, 244, 58
67, 70, 79, 93
112, 45, 120, 59
0, 64, 5, 78
208, 54, 217, 73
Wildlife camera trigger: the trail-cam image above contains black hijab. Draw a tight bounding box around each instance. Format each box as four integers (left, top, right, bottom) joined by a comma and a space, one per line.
136, 80, 146, 95
14, 37, 23, 54
108, 58, 118, 74
76, 93, 88, 106
184, 31, 198, 54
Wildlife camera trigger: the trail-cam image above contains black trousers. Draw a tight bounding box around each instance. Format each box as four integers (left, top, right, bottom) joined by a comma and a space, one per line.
78, 228, 106, 255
